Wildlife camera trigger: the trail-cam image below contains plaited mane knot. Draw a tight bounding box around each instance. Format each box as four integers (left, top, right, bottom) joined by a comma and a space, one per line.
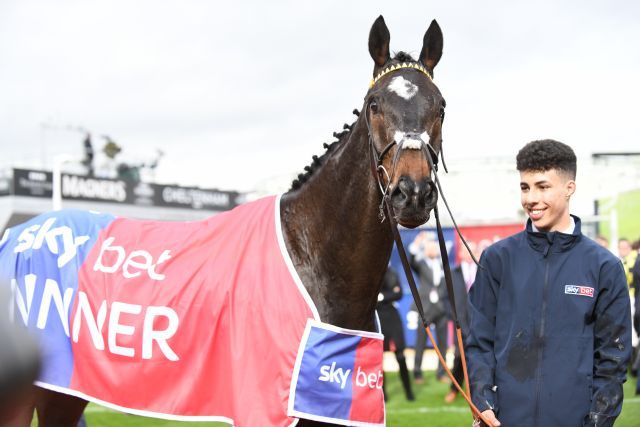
289, 112, 358, 191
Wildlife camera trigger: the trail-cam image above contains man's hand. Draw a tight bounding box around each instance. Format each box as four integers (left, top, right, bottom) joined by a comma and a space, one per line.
473, 410, 501, 427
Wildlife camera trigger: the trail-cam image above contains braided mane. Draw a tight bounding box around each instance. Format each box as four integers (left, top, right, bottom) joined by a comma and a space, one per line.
288, 109, 359, 191
288, 52, 419, 191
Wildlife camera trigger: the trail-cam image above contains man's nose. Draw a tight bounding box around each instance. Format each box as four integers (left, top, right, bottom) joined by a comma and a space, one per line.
524, 189, 539, 204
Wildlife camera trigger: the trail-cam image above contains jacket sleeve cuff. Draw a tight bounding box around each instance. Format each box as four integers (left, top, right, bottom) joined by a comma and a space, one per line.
471, 384, 498, 414
583, 412, 615, 427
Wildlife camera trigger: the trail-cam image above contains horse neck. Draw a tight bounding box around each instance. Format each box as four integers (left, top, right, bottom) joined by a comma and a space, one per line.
280, 118, 393, 331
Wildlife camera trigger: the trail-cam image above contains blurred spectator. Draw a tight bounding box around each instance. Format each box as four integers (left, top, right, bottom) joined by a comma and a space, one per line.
595, 235, 609, 250
631, 240, 640, 396
377, 266, 414, 401
444, 241, 481, 404
619, 238, 638, 287
408, 231, 448, 384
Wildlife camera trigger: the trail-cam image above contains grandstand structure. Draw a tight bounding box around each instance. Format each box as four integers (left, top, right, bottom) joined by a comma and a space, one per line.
0, 167, 243, 233
2, 152, 638, 243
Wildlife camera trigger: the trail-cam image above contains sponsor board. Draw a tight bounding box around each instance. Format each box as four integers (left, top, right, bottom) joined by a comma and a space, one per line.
12, 168, 53, 197
8, 168, 240, 211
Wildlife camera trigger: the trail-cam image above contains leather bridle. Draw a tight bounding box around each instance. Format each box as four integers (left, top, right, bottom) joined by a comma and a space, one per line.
365, 71, 491, 426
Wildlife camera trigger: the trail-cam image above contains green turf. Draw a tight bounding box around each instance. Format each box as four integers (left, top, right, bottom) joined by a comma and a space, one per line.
597, 189, 640, 241
32, 371, 640, 426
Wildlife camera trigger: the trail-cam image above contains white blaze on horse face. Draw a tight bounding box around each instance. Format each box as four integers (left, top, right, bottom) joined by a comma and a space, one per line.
394, 131, 406, 144
387, 76, 418, 100
395, 130, 426, 150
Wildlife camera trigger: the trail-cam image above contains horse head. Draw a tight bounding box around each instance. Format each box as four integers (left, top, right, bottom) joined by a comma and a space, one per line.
365, 16, 445, 228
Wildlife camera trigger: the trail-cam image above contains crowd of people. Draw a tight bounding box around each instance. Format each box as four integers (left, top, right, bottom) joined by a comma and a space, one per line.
617, 237, 640, 396
378, 139, 637, 427
377, 231, 488, 404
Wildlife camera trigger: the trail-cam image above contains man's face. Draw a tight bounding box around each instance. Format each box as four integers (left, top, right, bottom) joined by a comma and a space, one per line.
425, 240, 440, 259
520, 168, 575, 232
618, 240, 631, 258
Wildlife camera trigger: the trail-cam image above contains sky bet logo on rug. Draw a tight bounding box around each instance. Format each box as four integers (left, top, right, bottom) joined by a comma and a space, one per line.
288, 320, 385, 426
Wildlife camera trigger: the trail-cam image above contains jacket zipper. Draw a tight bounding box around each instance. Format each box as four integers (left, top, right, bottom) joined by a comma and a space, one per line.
533, 257, 550, 426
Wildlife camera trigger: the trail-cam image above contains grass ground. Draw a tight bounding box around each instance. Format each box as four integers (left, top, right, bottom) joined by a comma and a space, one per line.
598, 189, 640, 240
33, 371, 640, 426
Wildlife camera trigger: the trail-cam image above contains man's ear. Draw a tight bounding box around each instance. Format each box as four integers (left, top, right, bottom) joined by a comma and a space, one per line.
566, 180, 576, 199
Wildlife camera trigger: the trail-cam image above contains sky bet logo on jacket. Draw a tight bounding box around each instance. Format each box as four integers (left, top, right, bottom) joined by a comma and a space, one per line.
288, 320, 385, 426
564, 284, 595, 298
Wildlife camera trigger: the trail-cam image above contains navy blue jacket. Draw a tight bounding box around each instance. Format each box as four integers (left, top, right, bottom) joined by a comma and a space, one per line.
466, 216, 631, 427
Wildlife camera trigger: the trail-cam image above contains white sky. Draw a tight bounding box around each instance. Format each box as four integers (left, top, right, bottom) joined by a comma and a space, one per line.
1, 0, 639, 192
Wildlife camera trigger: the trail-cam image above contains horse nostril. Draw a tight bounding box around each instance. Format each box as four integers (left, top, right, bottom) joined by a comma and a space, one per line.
392, 177, 437, 207
393, 177, 424, 199
425, 180, 435, 197
395, 177, 414, 199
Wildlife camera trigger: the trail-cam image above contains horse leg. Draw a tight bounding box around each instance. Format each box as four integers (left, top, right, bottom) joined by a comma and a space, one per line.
34, 387, 87, 427
0, 385, 36, 427
297, 420, 335, 427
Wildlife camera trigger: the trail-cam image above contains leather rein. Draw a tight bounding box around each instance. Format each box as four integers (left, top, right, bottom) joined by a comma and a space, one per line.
364, 76, 491, 425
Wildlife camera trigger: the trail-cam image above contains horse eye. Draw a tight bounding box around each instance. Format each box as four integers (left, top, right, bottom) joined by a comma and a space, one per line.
369, 100, 379, 114
440, 107, 445, 121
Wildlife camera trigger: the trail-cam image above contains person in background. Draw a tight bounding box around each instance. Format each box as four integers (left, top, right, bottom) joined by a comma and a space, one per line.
377, 266, 415, 401
631, 239, 640, 396
595, 235, 609, 250
408, 231, 449, 384
467, 139, 631, 427
444, 240, 481, 404
619, 238, 638, 288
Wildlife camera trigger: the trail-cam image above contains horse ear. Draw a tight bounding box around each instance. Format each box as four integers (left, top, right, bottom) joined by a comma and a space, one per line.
419, 19, 443, 74
369, 15, 391, 74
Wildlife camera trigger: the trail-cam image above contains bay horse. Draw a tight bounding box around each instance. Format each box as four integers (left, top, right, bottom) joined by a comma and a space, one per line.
6, 15, 446, 427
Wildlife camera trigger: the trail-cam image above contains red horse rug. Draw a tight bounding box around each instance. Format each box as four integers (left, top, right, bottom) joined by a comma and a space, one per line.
0, 195, 385, 426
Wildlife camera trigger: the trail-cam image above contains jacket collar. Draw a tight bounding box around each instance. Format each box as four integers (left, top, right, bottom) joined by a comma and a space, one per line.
525, 214, 582, 256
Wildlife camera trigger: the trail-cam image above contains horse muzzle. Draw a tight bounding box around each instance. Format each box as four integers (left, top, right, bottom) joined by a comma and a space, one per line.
389, 176, 437, 228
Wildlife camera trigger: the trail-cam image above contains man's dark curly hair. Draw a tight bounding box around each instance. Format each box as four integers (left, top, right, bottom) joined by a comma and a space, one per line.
516, 139, 576, 179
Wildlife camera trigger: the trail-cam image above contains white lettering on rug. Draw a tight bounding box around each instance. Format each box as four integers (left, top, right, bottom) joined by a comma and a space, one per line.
93, 237, 172, 280
318, 361, 383, 390
10, 274, 180, 361
14, 217, 90, 267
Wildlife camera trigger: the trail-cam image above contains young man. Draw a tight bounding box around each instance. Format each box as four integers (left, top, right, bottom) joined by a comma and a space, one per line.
466, 140, 631, 427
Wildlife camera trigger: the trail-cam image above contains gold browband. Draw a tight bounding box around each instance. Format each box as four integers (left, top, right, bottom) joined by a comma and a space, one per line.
369, 62, 432, 88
